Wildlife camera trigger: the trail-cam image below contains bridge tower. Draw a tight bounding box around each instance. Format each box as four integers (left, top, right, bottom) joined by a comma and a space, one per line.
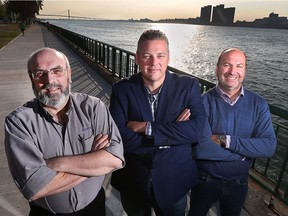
68, 9, 70, 19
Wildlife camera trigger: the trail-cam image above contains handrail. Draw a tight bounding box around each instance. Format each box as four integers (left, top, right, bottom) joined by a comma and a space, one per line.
41, 21, 288, 206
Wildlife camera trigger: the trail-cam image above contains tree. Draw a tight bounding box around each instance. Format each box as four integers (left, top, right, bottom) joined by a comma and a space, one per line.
0, 1, 7, 19
4, 0, 43, 23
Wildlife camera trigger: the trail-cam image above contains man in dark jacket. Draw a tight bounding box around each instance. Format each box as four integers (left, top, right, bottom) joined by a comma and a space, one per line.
109, 29, 206, 215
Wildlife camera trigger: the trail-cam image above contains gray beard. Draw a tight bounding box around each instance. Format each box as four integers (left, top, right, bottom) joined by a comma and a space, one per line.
35, 82, 71, 108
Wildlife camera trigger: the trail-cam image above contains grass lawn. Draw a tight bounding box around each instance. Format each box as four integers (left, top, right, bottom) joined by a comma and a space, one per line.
0, 24, 21, 49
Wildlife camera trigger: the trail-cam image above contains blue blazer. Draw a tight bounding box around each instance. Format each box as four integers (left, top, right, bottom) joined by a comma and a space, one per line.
109, 71, 206, 208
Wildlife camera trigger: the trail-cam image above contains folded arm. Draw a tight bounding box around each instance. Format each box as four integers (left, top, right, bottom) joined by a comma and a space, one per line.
193, 120, 243, 161
31, 172, 87, 200
46, 149, 123, 177
127, 108, 191, 133
32, 134, 123, 200
109, 77, 205, 151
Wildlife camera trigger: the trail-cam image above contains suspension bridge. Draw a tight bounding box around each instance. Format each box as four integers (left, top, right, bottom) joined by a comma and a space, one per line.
37, 9, 103, 20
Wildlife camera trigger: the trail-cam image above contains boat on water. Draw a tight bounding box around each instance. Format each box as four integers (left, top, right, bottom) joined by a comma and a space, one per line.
41, 21, 288, 215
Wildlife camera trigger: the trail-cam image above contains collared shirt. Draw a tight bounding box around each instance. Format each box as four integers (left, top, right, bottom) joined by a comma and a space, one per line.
145, 86, 161, 136
215, 85, 244, 149
5, 92, 124, 214
216, 84, 244, 106
144, 86, 170, 149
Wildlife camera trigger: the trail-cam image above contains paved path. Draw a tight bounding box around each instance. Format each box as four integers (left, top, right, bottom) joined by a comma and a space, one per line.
1, 24, 45, 216
0, 23, 259, 216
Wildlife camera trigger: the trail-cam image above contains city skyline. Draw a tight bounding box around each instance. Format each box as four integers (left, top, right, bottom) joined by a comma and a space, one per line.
39, 0, 288, 22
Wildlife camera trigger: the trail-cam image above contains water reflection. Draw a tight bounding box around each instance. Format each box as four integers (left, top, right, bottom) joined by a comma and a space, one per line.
50, 20, 288, 109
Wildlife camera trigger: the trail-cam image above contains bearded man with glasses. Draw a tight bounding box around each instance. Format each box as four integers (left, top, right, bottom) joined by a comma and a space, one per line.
5, 47, 125, 216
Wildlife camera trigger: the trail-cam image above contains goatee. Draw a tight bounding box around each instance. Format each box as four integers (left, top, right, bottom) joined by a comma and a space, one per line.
35, 82, 71, 108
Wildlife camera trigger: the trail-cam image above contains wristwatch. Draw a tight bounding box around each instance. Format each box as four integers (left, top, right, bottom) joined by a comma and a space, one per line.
218, 135, 227, 148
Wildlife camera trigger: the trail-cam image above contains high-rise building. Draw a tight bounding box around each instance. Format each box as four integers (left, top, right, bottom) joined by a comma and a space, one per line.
200, 5, 212, 24
211, 4, 235, 25
224, 7, 235, 25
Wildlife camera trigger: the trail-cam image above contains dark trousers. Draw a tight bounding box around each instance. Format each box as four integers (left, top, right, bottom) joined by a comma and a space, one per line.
120, 192, 187, 216
29, 187, 105, 216
189, 173, 248, 216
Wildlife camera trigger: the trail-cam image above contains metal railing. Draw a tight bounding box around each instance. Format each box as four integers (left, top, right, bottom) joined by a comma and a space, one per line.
43, 22, 288, 206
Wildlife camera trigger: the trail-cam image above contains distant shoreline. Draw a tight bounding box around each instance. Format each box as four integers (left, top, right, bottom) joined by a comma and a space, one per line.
38, 18, 288, 30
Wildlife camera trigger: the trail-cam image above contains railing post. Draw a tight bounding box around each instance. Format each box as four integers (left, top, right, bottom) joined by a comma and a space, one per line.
119, 51, 123, 79
125, 54, 130, 77
95, 42, 99, 63
112, 47, 116, 77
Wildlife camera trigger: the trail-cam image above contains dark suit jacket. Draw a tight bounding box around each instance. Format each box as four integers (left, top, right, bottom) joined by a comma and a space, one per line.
109, 71, 206, 208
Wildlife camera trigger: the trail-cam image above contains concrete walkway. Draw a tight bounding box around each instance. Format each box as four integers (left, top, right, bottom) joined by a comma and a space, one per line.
1, 23, 277, 216
0, 24, 44, 216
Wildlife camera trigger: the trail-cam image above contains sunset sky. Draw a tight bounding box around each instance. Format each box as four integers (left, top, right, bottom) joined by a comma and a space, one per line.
38, 0, 288, 22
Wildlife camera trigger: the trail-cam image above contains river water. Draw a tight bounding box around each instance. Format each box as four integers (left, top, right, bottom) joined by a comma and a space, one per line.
48, 19, 288, 110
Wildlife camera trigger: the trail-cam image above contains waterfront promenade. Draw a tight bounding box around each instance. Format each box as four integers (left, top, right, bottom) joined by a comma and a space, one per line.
0, 23, 284, 216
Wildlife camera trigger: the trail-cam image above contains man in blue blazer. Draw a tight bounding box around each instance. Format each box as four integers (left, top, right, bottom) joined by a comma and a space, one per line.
109, 29, 206, 215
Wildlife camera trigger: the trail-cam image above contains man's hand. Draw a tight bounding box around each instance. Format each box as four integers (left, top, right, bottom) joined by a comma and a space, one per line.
211, 135, 221, 146
177, 108, 191, 121
91, 134, 110, 151
127, 121, 147, 133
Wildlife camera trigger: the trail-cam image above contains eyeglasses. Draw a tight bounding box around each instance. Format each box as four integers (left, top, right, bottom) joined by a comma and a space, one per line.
31, 67, 67, 80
